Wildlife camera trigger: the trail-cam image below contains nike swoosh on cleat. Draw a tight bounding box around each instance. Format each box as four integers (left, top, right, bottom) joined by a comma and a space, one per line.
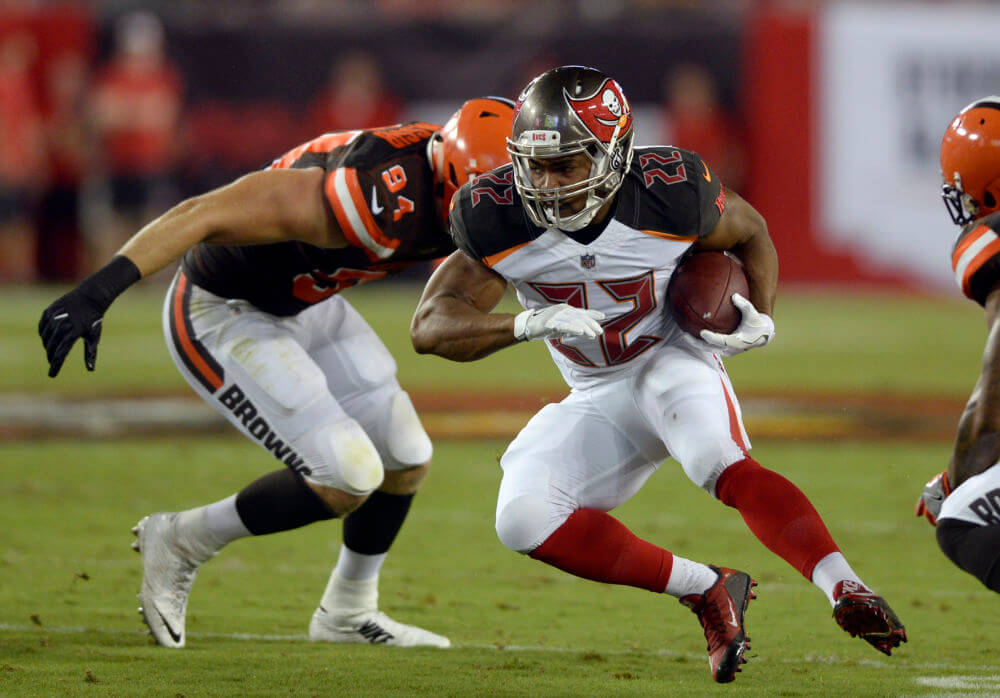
154, 606, 183, 644
370, 187, 384, 215
726, 598, 739, 627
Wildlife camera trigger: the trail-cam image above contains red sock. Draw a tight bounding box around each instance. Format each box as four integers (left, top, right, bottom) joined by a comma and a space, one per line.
529, 508, 673, 592
715, 457, 839, 579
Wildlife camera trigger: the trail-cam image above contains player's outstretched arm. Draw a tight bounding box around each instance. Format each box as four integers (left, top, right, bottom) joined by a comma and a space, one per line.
119, 167, 342, 277
410, 251, 518, 362
39, 167, 344, 377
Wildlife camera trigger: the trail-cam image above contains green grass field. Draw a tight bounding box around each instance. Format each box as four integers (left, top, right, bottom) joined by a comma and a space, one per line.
2, 281, 998, 696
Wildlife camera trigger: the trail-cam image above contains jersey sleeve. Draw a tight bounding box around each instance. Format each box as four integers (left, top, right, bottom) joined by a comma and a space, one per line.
683, 150, 724, 239
952, 216, 1000, 306
631, 147, 723, 240
448, 186, 483, 260
323, 164, 401, 261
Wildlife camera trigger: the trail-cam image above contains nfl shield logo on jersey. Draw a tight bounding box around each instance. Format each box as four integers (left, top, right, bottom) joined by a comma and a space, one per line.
580, 253, 596, 269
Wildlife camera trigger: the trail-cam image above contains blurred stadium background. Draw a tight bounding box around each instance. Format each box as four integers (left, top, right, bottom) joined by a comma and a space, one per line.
4, 1, 1000, 695
3, 0, 998, 289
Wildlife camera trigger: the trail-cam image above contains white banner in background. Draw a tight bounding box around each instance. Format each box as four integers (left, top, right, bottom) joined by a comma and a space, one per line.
819, 4, 1000, 291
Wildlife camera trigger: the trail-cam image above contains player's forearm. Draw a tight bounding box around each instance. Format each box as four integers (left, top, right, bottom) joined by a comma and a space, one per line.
732, 232, 778, 316
950, 420, 1000, 488
118, 195, 216, 277
410, 297, 518, 362
952, 320, 1000, 485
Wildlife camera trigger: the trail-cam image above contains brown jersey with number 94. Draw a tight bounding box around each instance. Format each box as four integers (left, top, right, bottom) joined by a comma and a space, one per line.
181, 123, 452, 316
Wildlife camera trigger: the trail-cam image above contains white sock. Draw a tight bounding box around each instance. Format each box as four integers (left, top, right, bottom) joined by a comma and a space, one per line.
320, 570, 378, 613
811, 552, 864, 606
664, 555, 720, 598
333, 544, 387, 581
174, 495, 250, 561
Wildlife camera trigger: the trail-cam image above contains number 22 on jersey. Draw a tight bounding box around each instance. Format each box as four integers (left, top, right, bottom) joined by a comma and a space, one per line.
529, 271, 661, 367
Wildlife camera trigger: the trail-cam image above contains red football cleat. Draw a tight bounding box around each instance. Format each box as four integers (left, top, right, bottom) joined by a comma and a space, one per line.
680, 566, 757, 683
832, 580, 907, 656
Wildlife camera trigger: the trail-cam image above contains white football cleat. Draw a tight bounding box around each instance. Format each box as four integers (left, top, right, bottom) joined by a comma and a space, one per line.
131, 513, 204, 649
308, 605, 451, 648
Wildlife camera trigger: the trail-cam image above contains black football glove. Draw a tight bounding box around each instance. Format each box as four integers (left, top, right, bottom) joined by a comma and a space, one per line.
38, 255, 141, 378
39, 289, 107, 377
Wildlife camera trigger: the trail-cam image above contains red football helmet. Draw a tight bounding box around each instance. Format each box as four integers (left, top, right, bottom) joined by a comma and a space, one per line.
941, 96, 1000, 225
429, 97, 515, 223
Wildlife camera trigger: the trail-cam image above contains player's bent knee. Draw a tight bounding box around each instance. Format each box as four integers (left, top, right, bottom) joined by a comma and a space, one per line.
300, 418, 385, 496
682, 445, 741, 495
496, 495, 562, 554
380, 463, 430, 494
384, 390, 433, 466
305, 481, 368, 517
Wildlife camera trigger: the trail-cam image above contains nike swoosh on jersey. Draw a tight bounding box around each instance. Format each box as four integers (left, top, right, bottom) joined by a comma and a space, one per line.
702, 162, 712, 182
370, 186, 384, 215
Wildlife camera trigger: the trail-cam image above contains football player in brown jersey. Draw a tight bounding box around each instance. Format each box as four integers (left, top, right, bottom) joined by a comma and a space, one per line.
915, 96, 1000, 593
38, 97, 515, 648
411, 66, 906, 682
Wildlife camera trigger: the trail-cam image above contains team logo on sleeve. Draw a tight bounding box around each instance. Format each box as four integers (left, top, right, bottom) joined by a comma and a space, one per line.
565, 79, 632, 144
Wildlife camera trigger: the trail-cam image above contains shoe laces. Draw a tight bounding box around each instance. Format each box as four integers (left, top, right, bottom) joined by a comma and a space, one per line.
686, 595, 728, 650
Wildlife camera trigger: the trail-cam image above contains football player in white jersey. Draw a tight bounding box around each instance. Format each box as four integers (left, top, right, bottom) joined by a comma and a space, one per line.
38, 98, 515, 648
915, 96, 1000, 592
411, 66, 906, 683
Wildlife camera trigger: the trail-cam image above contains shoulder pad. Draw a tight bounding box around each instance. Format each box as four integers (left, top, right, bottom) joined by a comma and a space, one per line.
953, 212, 1000, 306
450, 164, 541, 264
626, 146, 723, 239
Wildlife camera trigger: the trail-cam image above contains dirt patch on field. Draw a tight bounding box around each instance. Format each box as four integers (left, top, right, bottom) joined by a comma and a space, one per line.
0, 390, 964, 442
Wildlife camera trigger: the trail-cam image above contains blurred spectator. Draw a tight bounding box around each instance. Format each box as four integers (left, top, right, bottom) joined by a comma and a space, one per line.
306, 51, 402, 134
0, 28, 46, 283
89, 10, 183, 273
659, 62, 745, 192
183, 99, 299, 195
37, 51, 91, 281
506, 51, 561, 100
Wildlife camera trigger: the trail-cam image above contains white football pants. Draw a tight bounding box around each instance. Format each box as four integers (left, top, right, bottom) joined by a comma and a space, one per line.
495, 343, 750, 553
163, 270, 432, 495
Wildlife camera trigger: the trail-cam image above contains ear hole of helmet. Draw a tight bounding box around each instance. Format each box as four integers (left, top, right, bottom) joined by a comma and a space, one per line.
983, 175, 1000, 215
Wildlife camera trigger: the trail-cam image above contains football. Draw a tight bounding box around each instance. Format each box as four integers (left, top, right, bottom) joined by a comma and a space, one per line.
667, 251, 749, 337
